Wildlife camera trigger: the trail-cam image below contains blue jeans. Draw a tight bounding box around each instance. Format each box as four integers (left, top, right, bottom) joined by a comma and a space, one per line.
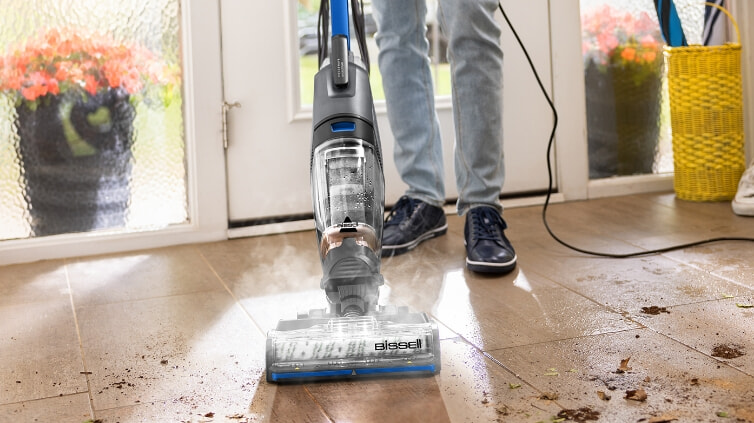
372, 0, 504, 215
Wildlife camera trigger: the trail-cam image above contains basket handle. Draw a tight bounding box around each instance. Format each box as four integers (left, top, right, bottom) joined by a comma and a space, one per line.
705, 1, 740, 44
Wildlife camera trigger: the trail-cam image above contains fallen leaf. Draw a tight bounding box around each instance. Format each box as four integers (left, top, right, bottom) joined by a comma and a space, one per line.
508, 383, 521, 389
227, 414, 245, 420
539, 392, 559, 400
617, 357, 632, 373
717, 411, 729, 418
736, 303, 754, 308
597, 390, 611, 401
648, 414, 678, 423
625, 388, 647, 402
203, 412, 215, 418
544, 371, 560, 376
722, 294, 734, 299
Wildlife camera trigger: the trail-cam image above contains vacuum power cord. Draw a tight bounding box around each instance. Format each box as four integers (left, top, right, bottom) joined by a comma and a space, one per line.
496, 2, 754, 258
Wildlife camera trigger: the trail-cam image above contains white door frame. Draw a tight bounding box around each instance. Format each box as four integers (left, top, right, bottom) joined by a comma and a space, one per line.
0, 0, 229, 266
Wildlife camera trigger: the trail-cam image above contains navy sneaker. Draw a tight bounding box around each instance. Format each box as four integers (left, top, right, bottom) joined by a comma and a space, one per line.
464, 206, 517, 274
382, 196, 447, 256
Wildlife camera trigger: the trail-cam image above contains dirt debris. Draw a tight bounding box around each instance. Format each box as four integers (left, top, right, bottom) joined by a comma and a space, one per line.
625, 388, 648, 402
711, 344, 745, 359
641, 306, 670, 315
557, 407, 600, 422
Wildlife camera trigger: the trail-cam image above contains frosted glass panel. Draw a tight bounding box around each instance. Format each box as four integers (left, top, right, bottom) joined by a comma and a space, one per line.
580, 0, 704, 179
0, 0, 186, 239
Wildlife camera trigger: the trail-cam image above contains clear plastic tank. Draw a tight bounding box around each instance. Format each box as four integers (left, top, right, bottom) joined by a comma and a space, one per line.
311, 137, 384, 260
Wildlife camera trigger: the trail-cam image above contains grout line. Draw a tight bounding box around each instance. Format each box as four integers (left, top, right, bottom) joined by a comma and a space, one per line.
303, 385, 336, 423
195, 246, 267, 337
63, 259, 96, 420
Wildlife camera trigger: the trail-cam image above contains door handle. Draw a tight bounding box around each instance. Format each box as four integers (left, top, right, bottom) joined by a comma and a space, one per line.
222, 101, 242, 149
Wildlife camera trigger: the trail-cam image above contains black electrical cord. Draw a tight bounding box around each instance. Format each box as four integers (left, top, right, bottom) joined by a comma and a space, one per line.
497, 2, 754, 258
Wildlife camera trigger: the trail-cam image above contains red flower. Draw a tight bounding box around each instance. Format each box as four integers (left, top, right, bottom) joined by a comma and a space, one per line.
0, 27, 181, 104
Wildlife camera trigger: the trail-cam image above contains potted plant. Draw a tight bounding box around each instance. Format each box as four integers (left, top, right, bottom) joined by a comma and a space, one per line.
581, 5, 665, 178
0, 28, 180, 236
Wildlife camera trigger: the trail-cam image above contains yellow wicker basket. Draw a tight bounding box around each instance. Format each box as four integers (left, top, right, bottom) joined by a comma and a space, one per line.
664, 3, 745, 201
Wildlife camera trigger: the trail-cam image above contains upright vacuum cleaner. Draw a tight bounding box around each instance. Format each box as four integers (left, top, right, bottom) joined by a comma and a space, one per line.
265, 0, 441, 382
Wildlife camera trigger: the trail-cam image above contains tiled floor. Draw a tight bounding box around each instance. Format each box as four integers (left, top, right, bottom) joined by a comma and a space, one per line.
1, 192, 753, 423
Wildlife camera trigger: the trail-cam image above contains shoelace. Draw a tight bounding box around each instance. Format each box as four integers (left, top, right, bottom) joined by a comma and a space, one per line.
469, 207, 506, 242
384, 196, 418, 227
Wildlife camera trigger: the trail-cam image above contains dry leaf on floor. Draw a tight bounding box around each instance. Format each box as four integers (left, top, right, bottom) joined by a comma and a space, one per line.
625, 388, 648, 402
616, 357, 632, 373
736, 303, 754, 308
648, 414, 678, 423
508, 383, 521, 389
597, 390, 611, 401
539, 392, 559, 400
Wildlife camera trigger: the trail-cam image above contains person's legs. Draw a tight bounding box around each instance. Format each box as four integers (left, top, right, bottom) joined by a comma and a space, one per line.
439, 0, 515, 274
373, 0, 445, 208
438, 0, 504, 215
373, 0, 448, 256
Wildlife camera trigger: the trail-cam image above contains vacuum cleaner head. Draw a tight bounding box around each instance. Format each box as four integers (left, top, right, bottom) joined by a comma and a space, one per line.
266, 306, 440, 382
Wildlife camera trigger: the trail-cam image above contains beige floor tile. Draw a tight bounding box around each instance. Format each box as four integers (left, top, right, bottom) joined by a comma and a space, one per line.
198, 232, 322, 297
0, 259, 68, 307
517, 249, 754, 314
303, 376, 451, 423
74, 290, 266, 413
67, 245, 225, 307
385, 262, 638, 351
492, 329, 754, 422
437, 338, 560, 423
0, 393, 92, 423
632, 298, 754, 376
0, 300, 87, 405
663, 242, 754, 289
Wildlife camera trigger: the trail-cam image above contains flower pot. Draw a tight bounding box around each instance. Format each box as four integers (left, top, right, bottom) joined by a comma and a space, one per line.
16, 88, 135, 236
585, 61, 663, 178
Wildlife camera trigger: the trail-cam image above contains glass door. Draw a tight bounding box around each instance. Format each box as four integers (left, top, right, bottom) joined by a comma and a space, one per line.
223, 0, 557, 225
0, 0, 188, 240
579, 0, 707, 180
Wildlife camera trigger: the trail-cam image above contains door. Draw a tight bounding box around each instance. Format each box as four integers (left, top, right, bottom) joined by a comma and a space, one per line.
222, 0, 556, 223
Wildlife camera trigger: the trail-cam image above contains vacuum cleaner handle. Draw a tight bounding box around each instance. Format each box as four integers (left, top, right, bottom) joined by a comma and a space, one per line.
330, 0, 350, 86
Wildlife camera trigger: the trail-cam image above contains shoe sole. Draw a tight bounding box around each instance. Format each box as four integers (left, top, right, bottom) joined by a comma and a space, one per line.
381, 223, 449, 257
466, 255, 517, 274
732, 198, 754, 216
